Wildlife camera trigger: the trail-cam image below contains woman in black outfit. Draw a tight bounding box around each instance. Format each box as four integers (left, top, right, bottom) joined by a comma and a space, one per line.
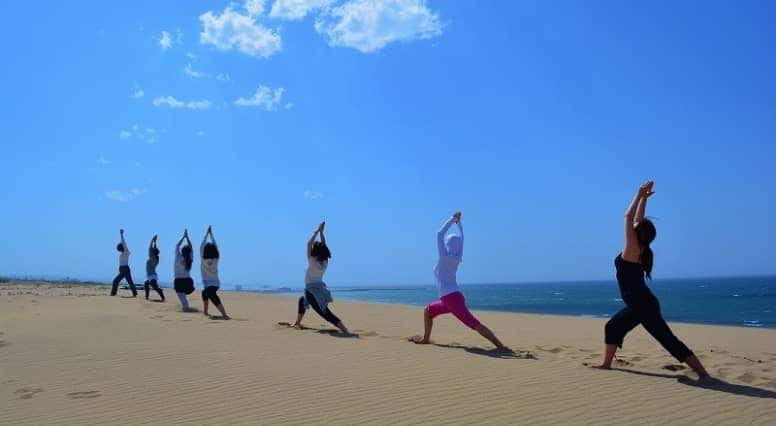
597, 181, 709, 379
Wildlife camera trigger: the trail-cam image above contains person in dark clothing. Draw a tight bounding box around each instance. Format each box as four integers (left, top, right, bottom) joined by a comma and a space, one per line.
292, 221, 350, 334
111, 229, 137, 297
144, 234, 165, 301
596, 181, 709, 379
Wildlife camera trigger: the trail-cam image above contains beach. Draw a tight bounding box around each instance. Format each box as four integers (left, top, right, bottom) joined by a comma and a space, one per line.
1, 282, 774, 425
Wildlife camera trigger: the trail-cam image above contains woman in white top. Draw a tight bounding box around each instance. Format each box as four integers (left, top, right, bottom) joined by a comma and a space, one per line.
292, 221, 350, 334
411, 212, 506, 349
173, 229, 195, 311
111, 229, 137, 297
200, 225, 229, 319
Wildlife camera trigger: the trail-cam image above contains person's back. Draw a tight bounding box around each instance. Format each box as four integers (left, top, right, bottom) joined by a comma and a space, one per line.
305, 257, 327, 285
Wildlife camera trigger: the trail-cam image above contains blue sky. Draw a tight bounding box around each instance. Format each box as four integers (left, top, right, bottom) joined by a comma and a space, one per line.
1, 1, 774, 288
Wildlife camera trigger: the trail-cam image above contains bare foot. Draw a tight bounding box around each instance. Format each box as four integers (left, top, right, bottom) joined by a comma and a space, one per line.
203, 312, 209, 317
409, 335, 430, 344
591, 364, 611, 370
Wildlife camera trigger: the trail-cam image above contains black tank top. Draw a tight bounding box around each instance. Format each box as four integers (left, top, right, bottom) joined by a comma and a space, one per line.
614, 254, 657, 305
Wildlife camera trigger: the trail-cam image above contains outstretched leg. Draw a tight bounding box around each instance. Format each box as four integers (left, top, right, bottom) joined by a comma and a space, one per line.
600, 306, 640, 369
640, 308, 709, 378
412, 299, 447, 344
474, 324, 506, 349
306, 291, 349, 334
293, 296, 307, 328
111, 271, 123, 296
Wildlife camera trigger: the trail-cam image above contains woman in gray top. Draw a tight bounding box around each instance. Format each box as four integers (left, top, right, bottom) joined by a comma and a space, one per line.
143, 235, 165, 301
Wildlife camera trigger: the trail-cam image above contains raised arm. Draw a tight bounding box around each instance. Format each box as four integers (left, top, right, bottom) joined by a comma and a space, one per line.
307, 222, 324, 257
455, 216, 464, 256
319, 222, 326, 246
623, 181, 654, 260
149, 234, 156, 256
437, 214, 457, 256
120, 229, 129, 253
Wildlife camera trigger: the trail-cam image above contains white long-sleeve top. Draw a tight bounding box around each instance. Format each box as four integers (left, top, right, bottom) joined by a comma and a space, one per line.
434, 216, 464, 297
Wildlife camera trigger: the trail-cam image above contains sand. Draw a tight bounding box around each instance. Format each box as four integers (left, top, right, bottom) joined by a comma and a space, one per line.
1, 281, 774, 425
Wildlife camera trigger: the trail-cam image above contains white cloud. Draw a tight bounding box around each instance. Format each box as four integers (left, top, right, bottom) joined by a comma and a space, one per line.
314, 0, 442, 53
234, 85, 286, 110
304, 190, 324, 200
184, 63, 209, 79
159, 30, 172, 50
159, 29, 183, 50
131, 88, 145, 99
199, 6, 282, 58
269, 0, 334, 20
153, 96, 211, 110
98, 157, 111, 165
105, 188, 147, 202
186, 52, 198, 60
196, 130, 205, 136
284, 102, 294, 110
216, 72, 231, 81
119, 125, 159, 143
245, 0, 266, 16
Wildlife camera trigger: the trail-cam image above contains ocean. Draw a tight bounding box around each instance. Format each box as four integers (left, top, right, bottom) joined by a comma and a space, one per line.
272, 276, 776, 329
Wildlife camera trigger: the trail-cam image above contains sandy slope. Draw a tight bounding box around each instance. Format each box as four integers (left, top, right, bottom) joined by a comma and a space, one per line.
1, 282, 774, 425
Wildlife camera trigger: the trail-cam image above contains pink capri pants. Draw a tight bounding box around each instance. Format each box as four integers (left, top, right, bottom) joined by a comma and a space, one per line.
425, 291, 481, 329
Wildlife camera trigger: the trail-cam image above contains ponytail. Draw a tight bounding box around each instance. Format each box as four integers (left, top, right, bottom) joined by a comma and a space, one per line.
640, 245, 654, 280
181, 245, 193, 271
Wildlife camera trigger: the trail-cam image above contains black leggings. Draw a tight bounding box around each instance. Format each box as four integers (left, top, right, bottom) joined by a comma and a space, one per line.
202, 286, 222, 306
111, 265, 137, 296
605, 300, 693, 362
144, 279, 165, 300
298, 290, 341, 326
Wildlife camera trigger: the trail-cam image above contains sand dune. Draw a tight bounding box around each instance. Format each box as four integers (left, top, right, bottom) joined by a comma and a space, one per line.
1, 282, 774, 425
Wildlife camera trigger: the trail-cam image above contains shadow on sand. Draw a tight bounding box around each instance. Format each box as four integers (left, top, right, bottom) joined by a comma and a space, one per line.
422, 341, 536, 360
276, 322, 358, 338
614, 368, 776, 399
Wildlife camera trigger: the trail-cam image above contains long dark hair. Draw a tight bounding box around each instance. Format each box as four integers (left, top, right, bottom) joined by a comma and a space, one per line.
203, 242, 219, 260
310, 241, 331, 263
181, 245, 193, 271
116, 243, 125, 252
635, 219, 656, 279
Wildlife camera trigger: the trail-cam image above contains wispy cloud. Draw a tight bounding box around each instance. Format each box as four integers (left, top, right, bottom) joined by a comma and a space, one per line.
269, 0, 335, 20
285, 102, 294, 110
196, 130, 205, 137
234, 85, 286, 110
184, 63, 209, 79
98, 157, 111, 165
314, 0, 443, 53
130, 83, 145, 99
105, 188, 147, 202
119, 124, 159, 144
159, 30, 172, 50
245, 0, 266, 16
153, 96, 211, 110
159, 29, 183, 50
216, 72, 231, 81
304, 190, 324, 200
199, 4, 281, 58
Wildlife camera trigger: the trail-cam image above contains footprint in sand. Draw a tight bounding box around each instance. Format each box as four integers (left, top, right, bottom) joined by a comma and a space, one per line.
0, 340, 9, 348
534, 346, 563, 354
663, 364, 686, 372
737, 372, 757, 384
15, 387, 43, 400
66, 390, 101, 399
613, 358, 633, 367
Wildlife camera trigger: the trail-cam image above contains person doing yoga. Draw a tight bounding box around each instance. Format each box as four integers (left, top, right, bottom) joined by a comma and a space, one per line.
292, 221, 350, 334
411, 212, 506, 349
597, 181, 709, 379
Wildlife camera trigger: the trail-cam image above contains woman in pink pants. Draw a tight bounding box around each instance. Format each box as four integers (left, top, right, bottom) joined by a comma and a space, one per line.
411, 212, 506, 349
